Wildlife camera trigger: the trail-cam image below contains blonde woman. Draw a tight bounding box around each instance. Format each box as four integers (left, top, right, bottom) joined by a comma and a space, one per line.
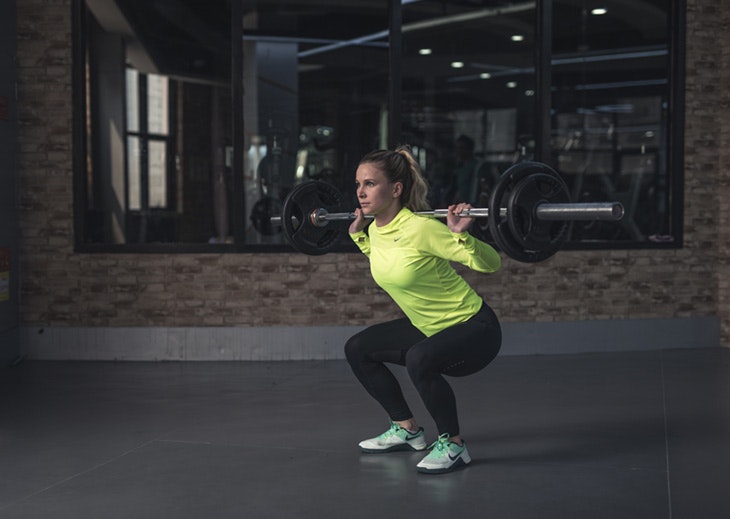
345, 145, 502, 474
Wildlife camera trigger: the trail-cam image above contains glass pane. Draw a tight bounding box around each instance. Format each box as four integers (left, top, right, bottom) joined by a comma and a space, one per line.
82, 0, 232, 245
125, 68, 139, 133
127, 136, 141, 210
552, 0, 671, 244
147, 74, 168, 135
401, 0, 536, 214
148, 140, 167, 208
241, 0, 390, 246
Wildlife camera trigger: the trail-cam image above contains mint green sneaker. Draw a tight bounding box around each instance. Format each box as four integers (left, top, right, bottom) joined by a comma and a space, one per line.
416, 433, 471, 474
358, 422, 427, 453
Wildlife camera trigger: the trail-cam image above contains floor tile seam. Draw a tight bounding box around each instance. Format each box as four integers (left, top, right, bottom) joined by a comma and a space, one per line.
482, 459, 669, 472
660, 354, 674, 519
153, 438, 215, 446
0, 438, 160, 513
154, 437, 352, 455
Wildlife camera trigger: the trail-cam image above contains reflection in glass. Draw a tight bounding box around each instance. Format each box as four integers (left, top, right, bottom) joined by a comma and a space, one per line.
241, 1, 389, 246
125, 68, 139, 133
552, 0, 671, 244
146, 74, 168, 135
401, 0, 536, 232
126, 136, 141, 211
148, 140, 167, 209
77, 0, 680, 250
81, 0, 231, 244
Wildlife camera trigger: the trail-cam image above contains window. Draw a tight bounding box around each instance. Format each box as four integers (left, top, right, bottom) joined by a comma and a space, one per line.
77, 0, 232, 248
74, 0, 683, 252
239, 0, 389, 249
398, 0, 681, 249
400, 1, 537, 244
125, 70, 175, 241
551, 0, 681, 245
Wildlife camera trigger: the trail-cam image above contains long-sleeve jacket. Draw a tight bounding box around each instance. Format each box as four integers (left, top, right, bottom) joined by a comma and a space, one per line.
350, 207, 501, 337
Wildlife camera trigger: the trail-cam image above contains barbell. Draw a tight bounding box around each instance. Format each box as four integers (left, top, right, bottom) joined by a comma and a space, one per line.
256, 161, 624, 263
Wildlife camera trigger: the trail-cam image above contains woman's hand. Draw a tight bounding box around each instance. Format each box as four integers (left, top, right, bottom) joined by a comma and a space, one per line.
349, 208, 367, 234
447, 203, 474, 234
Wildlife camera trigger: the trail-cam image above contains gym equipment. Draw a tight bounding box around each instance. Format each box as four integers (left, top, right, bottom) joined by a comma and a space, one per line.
269, 161, 624, 262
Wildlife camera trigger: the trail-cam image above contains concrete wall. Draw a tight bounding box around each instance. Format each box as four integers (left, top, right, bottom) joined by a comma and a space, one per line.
13, 0, 729, 361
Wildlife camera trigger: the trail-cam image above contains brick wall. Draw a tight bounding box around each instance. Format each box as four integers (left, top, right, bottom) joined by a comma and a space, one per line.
714, 1, 730, 344
685, 0, 727, 342
14, 0, 729, 345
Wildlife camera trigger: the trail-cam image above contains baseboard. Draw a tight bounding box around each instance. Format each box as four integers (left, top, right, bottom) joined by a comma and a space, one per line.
19, 316, 720, 362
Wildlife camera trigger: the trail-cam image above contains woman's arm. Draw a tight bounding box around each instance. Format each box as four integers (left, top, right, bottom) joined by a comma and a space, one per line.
418, 215, 501, 273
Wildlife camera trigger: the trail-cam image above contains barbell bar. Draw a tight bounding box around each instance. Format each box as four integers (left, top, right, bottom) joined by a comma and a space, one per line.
271, 201, 623, 228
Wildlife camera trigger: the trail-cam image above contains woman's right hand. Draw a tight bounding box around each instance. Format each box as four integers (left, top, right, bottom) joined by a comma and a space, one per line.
349, 208, 367, 234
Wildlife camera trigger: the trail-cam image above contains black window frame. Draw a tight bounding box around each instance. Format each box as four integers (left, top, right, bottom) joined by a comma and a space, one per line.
72, 0, 685, 254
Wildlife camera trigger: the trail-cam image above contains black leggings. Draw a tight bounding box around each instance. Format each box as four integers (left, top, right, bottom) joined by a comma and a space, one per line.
344, 302, 501, 437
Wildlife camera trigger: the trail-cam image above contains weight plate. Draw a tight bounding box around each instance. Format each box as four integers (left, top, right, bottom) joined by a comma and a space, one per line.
488, 161, 570, 263
281, 181, 345, 255
506, 172, 570, 251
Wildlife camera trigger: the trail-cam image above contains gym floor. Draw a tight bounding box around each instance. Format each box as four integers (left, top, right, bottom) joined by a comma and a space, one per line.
1, 348, 729, 519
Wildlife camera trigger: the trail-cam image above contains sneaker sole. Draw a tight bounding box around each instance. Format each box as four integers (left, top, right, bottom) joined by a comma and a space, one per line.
360, 443, 427, 454
416, 456, 470, 474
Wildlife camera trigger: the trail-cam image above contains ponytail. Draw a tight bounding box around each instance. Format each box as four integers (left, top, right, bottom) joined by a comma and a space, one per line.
358, 145, 431, 212
394, 145, 430, 212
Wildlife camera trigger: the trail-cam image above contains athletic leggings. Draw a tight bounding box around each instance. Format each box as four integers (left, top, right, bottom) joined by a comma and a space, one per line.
344, 302, 501, 437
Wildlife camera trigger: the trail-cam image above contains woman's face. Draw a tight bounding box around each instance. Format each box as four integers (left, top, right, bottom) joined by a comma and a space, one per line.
355, 162, 402, 222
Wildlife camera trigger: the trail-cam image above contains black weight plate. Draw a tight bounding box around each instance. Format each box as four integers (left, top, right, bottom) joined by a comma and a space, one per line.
250, 196, 282, 236
488, 161, 569, 263
281, 181, 344, 255
506, 172, 570, 251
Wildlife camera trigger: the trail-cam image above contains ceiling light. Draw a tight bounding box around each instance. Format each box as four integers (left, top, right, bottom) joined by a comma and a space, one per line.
506, 81, 517, 88
451, 61, 465, 68
525, 89, 535, 96
511, 34, 524, 42
418, 48, 432, 55
480, 72, 492, 79
591, 8, 607, 15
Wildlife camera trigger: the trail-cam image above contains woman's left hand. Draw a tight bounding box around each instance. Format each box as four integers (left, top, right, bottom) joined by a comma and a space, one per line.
447, 203, 474, 233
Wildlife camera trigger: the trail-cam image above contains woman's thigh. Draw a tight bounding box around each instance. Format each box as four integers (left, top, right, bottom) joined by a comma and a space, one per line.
345, 318, 426, 365
406, 304, 501, 377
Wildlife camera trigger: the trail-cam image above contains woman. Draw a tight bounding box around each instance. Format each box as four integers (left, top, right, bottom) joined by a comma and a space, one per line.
345, 145, 503, 475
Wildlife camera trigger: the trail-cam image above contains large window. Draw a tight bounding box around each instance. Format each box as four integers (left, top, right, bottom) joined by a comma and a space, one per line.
397, 0, 680, 248
400, 1, 538, 243
78, 0, 232, 247
238, 0, 389, 248
551, 0, 680, 245
74, 0, 683, 252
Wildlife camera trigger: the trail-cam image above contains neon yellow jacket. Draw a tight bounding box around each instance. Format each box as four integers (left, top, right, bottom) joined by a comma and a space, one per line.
350, 207, 501, 337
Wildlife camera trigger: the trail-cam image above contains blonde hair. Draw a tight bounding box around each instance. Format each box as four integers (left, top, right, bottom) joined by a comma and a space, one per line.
358, 145, 431, 211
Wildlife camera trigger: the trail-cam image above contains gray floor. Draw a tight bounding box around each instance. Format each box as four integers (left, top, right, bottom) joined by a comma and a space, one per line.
1, 348, 729, 519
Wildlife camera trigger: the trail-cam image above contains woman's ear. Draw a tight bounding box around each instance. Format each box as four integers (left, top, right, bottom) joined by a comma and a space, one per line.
393, 181, 403, 198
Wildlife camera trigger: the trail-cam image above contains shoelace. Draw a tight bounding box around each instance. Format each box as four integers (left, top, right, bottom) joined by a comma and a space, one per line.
426, 433, 451, 456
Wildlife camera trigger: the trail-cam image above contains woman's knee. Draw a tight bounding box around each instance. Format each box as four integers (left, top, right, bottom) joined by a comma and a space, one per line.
405, 347, 433, 380
344, 336, 359, 363
344, 333, 371, 367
